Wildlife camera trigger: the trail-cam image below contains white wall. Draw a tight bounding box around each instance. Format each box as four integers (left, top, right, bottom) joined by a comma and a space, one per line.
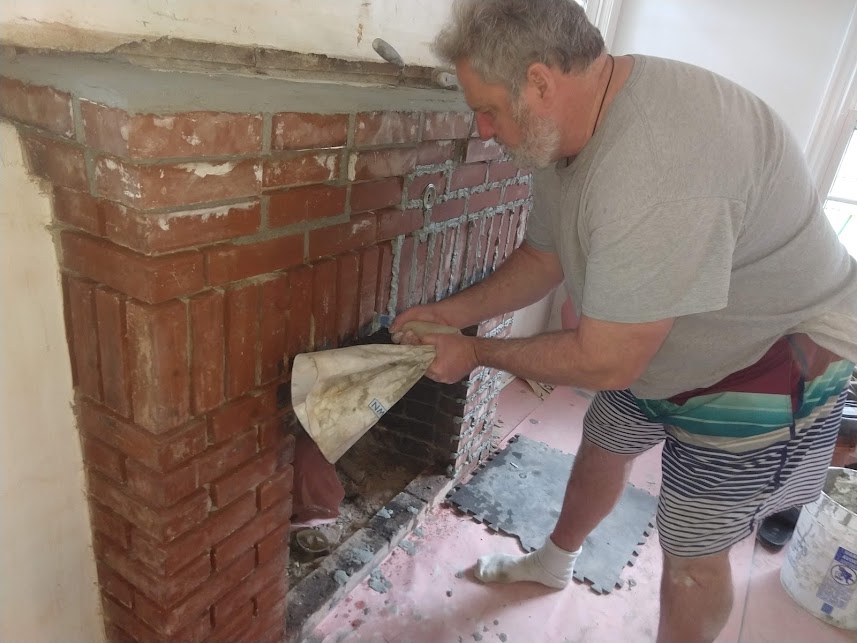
611, 0, 854, 148
0, 0, 454, 67
0, 123, 103, 642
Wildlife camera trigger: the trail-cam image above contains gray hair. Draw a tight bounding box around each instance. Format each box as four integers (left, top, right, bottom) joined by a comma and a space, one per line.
433, 0, 604, 95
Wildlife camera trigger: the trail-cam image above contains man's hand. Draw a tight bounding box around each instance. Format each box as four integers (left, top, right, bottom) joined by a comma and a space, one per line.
400, 330, 479, 384
390, 302, 457, 333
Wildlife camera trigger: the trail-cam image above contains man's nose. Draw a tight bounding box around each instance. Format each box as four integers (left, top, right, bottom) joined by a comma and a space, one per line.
474, 112, 495, 140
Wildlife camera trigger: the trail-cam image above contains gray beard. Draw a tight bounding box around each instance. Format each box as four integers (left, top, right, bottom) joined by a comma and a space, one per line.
506, 102, 561, 169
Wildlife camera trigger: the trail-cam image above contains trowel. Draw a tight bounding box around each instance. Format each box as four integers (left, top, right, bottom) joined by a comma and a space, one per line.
291, 321, 459, 463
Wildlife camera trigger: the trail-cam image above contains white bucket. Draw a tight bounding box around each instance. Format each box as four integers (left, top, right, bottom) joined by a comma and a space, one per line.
781, 467, 857, 630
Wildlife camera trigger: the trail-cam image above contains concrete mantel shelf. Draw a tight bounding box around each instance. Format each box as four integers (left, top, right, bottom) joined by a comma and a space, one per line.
0, 51, 468, 115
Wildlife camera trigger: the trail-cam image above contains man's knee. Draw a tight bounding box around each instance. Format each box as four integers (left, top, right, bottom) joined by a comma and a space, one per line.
662, 549, 731, 589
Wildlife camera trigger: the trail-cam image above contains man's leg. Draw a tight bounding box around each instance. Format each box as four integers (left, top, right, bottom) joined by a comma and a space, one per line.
475, 437, 636, 586
475, 390, 665, 587
658, 550, 733, 643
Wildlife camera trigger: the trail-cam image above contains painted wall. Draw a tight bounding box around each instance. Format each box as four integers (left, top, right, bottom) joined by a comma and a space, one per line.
0, 122, 103, 641
611, 0, 854, 148
0, 0, 454, 67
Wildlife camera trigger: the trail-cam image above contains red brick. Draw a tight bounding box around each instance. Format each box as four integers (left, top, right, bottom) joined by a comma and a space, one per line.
256, 524, 289, 566
463, 220, 481, 285
257, 466, 294, 510
307, 212, 377, 260
263, 151, 340, 188
211, 600, 255, 637
205, 234, 304, 286
213, 497, 289, 570
466, 138, 504, 163
125, 456, 198, 507
468, 188, 502, 213
358, 245, 380, 329
0, 77, 74, 137
258, 416, 287, 451
212, 555, 286, 628
244, 600, 286, 643
488, 161, 519, 182
423, 233, 442, 304
66, 276, 101, 401
449, 224, 468, 293
376, 243, 394, 315
225, 283, 260, 399
81, 101, 263, 158
504, 208, 522, 259
416, 140, 456, 166
174, 610, 212, 643
52, 186, 104, 235
134, 549, 255, 635
209, 393, 271, 444
20, 130, 87, 190
408, 171, 447, 201
105, 200, 261, 254
78, 400, 207, 471
99, 537, 211, 607
259, 275, 290, 383
126, 299, 190, 432
355, 111, 420, 145
422, 111, 472, 141
97, 562, 135, 608
350, 177, 403, 213
378, 207, 423, 240
131, 492, 257, 576
89, 472, 209, 542
190, 291, 225, 414
396, 236, 416, 312
197, 430, 259, 486
336, 252, 360, 341
94, 288, 131, 417
503, 182, 531, 203
254, 579, 287, 619
312, 259, 338, 349
482, 215, 502, 274
450, 163, 488, 190
268, 184, 346, 227
90, 501, 132, 548
432, 197, 465, 222
286, 265, 313, 359
412, 238, 429, 306
102, 597, 159, 643
350, 148, 417, 181
95, 156, 262, 209
62, 231, 204, 303
437, 226, 461, 299
211, 449, 277, 508
272, 113, 348, 150
494, 212, 512, 269
83, 436, 125, 482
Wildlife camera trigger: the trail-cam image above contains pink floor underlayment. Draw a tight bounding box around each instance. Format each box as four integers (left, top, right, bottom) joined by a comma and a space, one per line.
311, 380, 855, 643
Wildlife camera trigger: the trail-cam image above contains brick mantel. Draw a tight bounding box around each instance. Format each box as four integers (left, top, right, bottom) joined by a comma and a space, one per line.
0, 51, 530, 642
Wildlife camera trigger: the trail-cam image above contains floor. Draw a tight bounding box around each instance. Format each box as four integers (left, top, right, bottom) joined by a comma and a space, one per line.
310, 381, 855, 643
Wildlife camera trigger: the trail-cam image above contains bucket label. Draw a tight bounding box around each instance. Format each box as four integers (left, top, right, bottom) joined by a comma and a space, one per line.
816, 547, 857, 610
369, 399, 387, 418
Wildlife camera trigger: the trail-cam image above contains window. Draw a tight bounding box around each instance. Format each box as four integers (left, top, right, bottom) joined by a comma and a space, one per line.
824, 110, 857, 258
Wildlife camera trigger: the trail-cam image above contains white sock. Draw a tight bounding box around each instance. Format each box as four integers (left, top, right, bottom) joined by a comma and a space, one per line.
474, 538, 581, 589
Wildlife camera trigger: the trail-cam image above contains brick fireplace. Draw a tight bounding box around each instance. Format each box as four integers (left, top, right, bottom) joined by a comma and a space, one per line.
0, 50, 529, 642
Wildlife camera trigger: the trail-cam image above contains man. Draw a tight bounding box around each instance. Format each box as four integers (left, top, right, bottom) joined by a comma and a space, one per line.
390, 1, 857, 641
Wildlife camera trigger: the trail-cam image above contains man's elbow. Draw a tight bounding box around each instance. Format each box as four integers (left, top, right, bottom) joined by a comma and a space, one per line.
591, 359, 647, 391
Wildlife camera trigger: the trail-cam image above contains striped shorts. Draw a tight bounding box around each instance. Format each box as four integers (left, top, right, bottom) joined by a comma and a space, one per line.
583, 335, 853, 557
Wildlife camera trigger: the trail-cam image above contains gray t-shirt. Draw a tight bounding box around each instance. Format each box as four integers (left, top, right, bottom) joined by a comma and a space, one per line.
526, 55, 857, 400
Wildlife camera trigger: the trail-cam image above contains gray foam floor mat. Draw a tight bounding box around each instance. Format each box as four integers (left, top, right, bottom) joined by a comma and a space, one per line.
448, 434, 658, 594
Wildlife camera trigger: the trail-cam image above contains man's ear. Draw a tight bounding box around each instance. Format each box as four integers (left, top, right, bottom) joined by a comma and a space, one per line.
526, 63, 555, 104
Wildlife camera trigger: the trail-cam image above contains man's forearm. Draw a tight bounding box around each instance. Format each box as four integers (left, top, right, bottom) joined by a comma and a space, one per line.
473, 331, 623, 390
439, 243, 564, 328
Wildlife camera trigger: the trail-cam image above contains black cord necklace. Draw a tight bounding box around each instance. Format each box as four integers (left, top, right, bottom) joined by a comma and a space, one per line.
591, 54, 615, 138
